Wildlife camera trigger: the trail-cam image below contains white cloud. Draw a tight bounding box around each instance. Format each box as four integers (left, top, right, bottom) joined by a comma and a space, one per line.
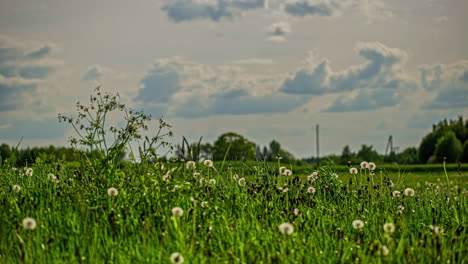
266, 22, 291, 42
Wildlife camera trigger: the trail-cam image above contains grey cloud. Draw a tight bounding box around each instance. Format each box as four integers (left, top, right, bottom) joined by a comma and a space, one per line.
0, 81, 36, 111
420, 60, 468, 109
161, 0, 265, 22
0, 118, 66, 140
266, 22, 291, 41
135, 65, 182, 103
19, 65, 54, 79
81, 65, 108, 81
25, 45, 52, 60
284, 1, 334, 17
281, 42, 411, 96
325, 89, 402, 112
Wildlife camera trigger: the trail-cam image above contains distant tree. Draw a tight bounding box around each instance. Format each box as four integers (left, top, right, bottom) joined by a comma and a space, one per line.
418, 129, 446, 164
0, 144, 11, 163
212, 132, 256, 161
462, 141, 468, 163
356, 144, 380, 162
397, 147, 419, 164
434, 131, 463, 163
340, 145, 353, 164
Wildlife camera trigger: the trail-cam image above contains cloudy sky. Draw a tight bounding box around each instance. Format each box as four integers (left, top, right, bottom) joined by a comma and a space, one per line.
0, 0, 467, 158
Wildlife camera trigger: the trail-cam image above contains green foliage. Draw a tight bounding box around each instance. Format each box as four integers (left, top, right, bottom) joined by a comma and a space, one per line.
212, 132, 256, 161
462, 141, 468, 163
434, 131, 463, 162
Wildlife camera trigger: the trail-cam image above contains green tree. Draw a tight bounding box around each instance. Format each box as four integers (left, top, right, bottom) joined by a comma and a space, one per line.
397, 147, 419, 164
356, 144, 380, 162
0, 144, 11, 164
462, 141, 468, 163
212, 132, 256, 161
434, 131, 463, 163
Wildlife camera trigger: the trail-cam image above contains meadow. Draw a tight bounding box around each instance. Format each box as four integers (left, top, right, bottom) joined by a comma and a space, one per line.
0, 159, 466, 263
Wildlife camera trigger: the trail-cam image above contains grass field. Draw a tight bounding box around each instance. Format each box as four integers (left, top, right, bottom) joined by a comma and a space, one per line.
0, 160, 466, 263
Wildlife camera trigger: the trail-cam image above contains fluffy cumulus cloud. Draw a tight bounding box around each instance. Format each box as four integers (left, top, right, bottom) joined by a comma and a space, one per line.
134, 57, 309, 118
161, 0, 266, 22
420, 60, 468, 109
0, 35, 61, 112
281, 42, 417, 112
266, 22, 291, 42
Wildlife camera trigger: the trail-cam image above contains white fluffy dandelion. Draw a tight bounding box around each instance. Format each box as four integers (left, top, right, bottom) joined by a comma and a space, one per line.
397, 205, 405, 211
238, 178, 246, 186
360, 161, 369, 169
312, 171, 318, 177
279, 222, 294, 235
172, 207, 184, 216
352, 220, 364, 230
383, 223, 395, 233
107, 187, 119, 197
392, 191, 401, 198
25, 168, 33, 177
209, 179, 217, 185
170, 252, 184, 264
307, 186, 316, 194
429, 225, 444, 234
293, 208, 301, 217
368, 162, 376, 170
186, 161, 196, 170
193, 172, 200, 178
349, 167, 358, 174
203, 159, 214, 167
232, 174, 239, 181
22, 217, 37, 230
279, 166, 287, 174
404, 188, 415, 197
162, 174, 171, 181
381, 245, 389, 256
12, 185, 21, 192
284, 169, 292, 176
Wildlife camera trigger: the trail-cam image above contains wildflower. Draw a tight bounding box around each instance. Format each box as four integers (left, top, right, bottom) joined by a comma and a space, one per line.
383, 223, 395, 233
360, 161, 369, 169
25, 168, 33, 177
404, 188, 415, 197
203, 159, 214, 167
238, 178, 246, 186
19, 172, 24, 177
352, 220, 364, 230
381, 245, 389, 256
349, 167, 358, 174
293, 208, 301, 217
199, 177, 205, 185
170, 252, 184, 264
312, 171, 318, 177
172, 207, 184, 216
22, 217, 37, 230
209, 179, 217, 185
193, 172, 200, 178
233, 174, 239, 180
429, 225, 444, 234
307, 174, 316, 181
48, 173, 55, 180
392, 191, 401, 197
279, 222, 294, 235
279, 166, 287, 174
201, 201, 208, 208
397, 205, 405, 211
12, 185, 21, 192
284, 169, 292, 176
307, 186, 316, 194
107, 187, 119, 197
186, 161, 196, 170
368, 162, 376, 170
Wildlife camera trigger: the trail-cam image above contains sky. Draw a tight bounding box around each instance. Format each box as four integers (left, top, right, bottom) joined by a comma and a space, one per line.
0, 0, 467, 159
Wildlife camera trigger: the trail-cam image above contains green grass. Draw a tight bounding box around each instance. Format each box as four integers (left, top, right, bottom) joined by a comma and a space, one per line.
0, 160, 466, 263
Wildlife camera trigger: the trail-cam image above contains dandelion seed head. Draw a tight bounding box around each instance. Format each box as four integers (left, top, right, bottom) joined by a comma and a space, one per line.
22, 217, 36, 230
279, 166, 287, 174
352, 220, 364, 230
233, 174, 239, 180
293, 208, 300, 217
12, 185, 21, 192
392, 191, 401, 197
404, 188, 415, 197
383, 223, 395, 233
238, 178, 246, 186
162, 174, 171, 181
279, 222, 294, 235
170, 252, 184, 264
397, 205, 405, 211
284, 169, 292, 176
368, 162, 376, 170
381, 245, 389, 256
360, 161, 369, 169
209, 179, 217, 185
193, 172, 200, 178
172, 207, 184, 216
312, 171, 318, 177
186, 161, 196, 169
307, 186, 316, 194
25, 168, 33, 177
107, 187, 119, 197
47, 173, 56, 181
203, 159, 214, 167
349, 167, 358, 174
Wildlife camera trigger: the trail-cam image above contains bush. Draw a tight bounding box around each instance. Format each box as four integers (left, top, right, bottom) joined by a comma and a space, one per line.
434, 131, 463, 163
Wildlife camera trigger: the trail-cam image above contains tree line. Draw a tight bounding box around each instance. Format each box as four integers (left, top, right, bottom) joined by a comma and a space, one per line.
1, 116, 467, 166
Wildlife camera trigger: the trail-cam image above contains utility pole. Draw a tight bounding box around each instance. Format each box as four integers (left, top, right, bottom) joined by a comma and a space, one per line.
316, 124, 320, 167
